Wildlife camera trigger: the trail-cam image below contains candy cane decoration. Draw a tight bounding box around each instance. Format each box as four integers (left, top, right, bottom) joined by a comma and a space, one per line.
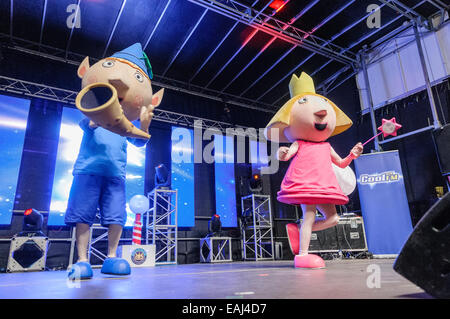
132, 213, 142, 245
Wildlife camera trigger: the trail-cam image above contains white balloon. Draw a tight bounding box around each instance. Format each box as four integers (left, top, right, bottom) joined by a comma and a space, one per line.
129, 195, 149, 215
332, 164, 357, 195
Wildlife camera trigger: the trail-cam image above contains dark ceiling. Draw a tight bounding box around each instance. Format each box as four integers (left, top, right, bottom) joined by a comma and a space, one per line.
0, 0, 447, 112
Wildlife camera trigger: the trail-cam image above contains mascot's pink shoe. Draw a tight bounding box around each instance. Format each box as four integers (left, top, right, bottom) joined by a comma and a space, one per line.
286, 223, 300, 255
294, 254, 325, 269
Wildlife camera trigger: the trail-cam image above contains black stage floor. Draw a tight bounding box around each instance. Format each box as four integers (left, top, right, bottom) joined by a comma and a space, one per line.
0, 259, 431, 299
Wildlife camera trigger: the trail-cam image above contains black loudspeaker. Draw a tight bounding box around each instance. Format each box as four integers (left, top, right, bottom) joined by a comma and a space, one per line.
434, 124, 450, 175
393, 192, 450, 298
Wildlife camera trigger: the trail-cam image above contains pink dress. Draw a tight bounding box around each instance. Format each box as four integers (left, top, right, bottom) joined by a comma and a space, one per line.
277, 140, 348, 205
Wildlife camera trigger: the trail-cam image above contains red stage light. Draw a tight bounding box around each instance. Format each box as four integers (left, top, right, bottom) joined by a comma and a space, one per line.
24, 209, 33, 216
269, 0, 286, 12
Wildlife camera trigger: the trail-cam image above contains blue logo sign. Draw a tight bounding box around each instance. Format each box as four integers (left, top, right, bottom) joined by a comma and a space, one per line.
358, 171, 401, 186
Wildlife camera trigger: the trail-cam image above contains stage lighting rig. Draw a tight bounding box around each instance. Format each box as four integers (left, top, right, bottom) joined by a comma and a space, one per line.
208, 214, 222, 236
249, 173, 262, 193
21, 208, 45, 237
155, 164, 170, 189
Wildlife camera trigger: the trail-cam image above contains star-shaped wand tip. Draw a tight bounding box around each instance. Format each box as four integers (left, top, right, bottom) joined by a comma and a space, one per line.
378, 117, 402, 137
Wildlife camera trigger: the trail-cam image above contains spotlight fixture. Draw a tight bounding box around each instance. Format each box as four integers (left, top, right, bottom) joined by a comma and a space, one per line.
22, 208, 45, 236
249, 173, 262, 193
155, 164, 170, 189
269, 0, 286, 12
208, 214, 222, 236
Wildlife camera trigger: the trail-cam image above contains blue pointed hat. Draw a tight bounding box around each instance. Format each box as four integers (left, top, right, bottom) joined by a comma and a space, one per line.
111, 43, 153, 80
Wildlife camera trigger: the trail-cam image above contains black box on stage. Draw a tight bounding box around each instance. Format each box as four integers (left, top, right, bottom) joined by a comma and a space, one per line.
433, 124, 450, 175
308, 226, 339, 252
7, 235, 49, 272
336, 217, 368, 251
299, 216, 367, 253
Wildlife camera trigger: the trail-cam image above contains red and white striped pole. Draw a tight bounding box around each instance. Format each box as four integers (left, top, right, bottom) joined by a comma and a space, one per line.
132, 213, 142, 245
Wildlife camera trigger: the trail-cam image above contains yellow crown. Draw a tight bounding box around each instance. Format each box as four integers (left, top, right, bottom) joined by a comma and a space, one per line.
289, 72, 316, 97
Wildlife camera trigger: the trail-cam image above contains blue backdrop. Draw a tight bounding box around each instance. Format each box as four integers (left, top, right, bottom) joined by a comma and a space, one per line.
48, 107, 146, 226
354, 150, 413, 255
214, 134, 237, 227
0, 94, 29, 225
171, 126, 195, 227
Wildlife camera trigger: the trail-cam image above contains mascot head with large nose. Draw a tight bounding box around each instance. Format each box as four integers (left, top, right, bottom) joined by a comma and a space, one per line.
76, 43, 164, 139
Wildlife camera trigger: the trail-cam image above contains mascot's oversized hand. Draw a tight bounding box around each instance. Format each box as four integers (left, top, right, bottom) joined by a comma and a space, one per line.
350, 142, 363, 159
277, 146, 290, 161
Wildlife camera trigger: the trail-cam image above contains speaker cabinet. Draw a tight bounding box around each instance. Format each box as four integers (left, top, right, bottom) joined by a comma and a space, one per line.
394, 192, 450, 298
433, 124, 450, 175
288, 216, 368, 254
7, 236, 49, 272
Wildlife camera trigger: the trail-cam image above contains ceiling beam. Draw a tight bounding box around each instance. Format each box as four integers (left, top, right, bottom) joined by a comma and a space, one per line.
38, 0, 48, 51
143, 0, 172, 51
202, 0, 291, 89
102, 0, 127, 58
188, 0, 358, 65
188, 0, 261, 83
0, 33, 275, 113
266, 0, 428, 106
219, 0, 322, 93
162, 8, 208, 76
9, 0, 13, 39
378, 0, 429, 28
64, 0, 81, 60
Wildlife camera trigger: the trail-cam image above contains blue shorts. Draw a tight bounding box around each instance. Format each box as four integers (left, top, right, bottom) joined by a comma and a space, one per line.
65, 174, 127, 227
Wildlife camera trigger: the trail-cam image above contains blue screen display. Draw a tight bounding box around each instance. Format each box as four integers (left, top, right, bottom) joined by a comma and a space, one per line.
214, 134, 237, 227
171, 126, 195, 227
47, 107, 146, 227
250, 139, 269, 172
0, 94, 30, 225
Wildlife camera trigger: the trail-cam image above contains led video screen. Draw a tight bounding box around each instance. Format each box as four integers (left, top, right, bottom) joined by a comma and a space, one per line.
48, 107, 146, 227
0, 94, 30, 225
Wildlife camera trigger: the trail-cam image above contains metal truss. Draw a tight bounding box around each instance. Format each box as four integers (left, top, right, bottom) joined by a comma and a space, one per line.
240, 194, 274, 261
0, 33, 275, 113
218, 0, 322, 94
0, 75, 262, 139
188, 0, 359, 66
378, 0, 429, 27
88, 224, 109, 266
146, 189, 178, 265
257, 0, 444, 105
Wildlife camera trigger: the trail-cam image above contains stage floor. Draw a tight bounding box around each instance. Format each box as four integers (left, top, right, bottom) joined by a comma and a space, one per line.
0, 259, 431, 299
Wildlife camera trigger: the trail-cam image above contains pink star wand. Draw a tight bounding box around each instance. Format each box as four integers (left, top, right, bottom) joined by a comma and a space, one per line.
362, 117, 402, 146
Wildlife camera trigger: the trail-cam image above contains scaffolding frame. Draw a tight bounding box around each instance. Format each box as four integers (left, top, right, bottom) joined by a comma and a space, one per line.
146, 188, 178, 265
240, 194, 274, 261
87, 223, 109, 268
